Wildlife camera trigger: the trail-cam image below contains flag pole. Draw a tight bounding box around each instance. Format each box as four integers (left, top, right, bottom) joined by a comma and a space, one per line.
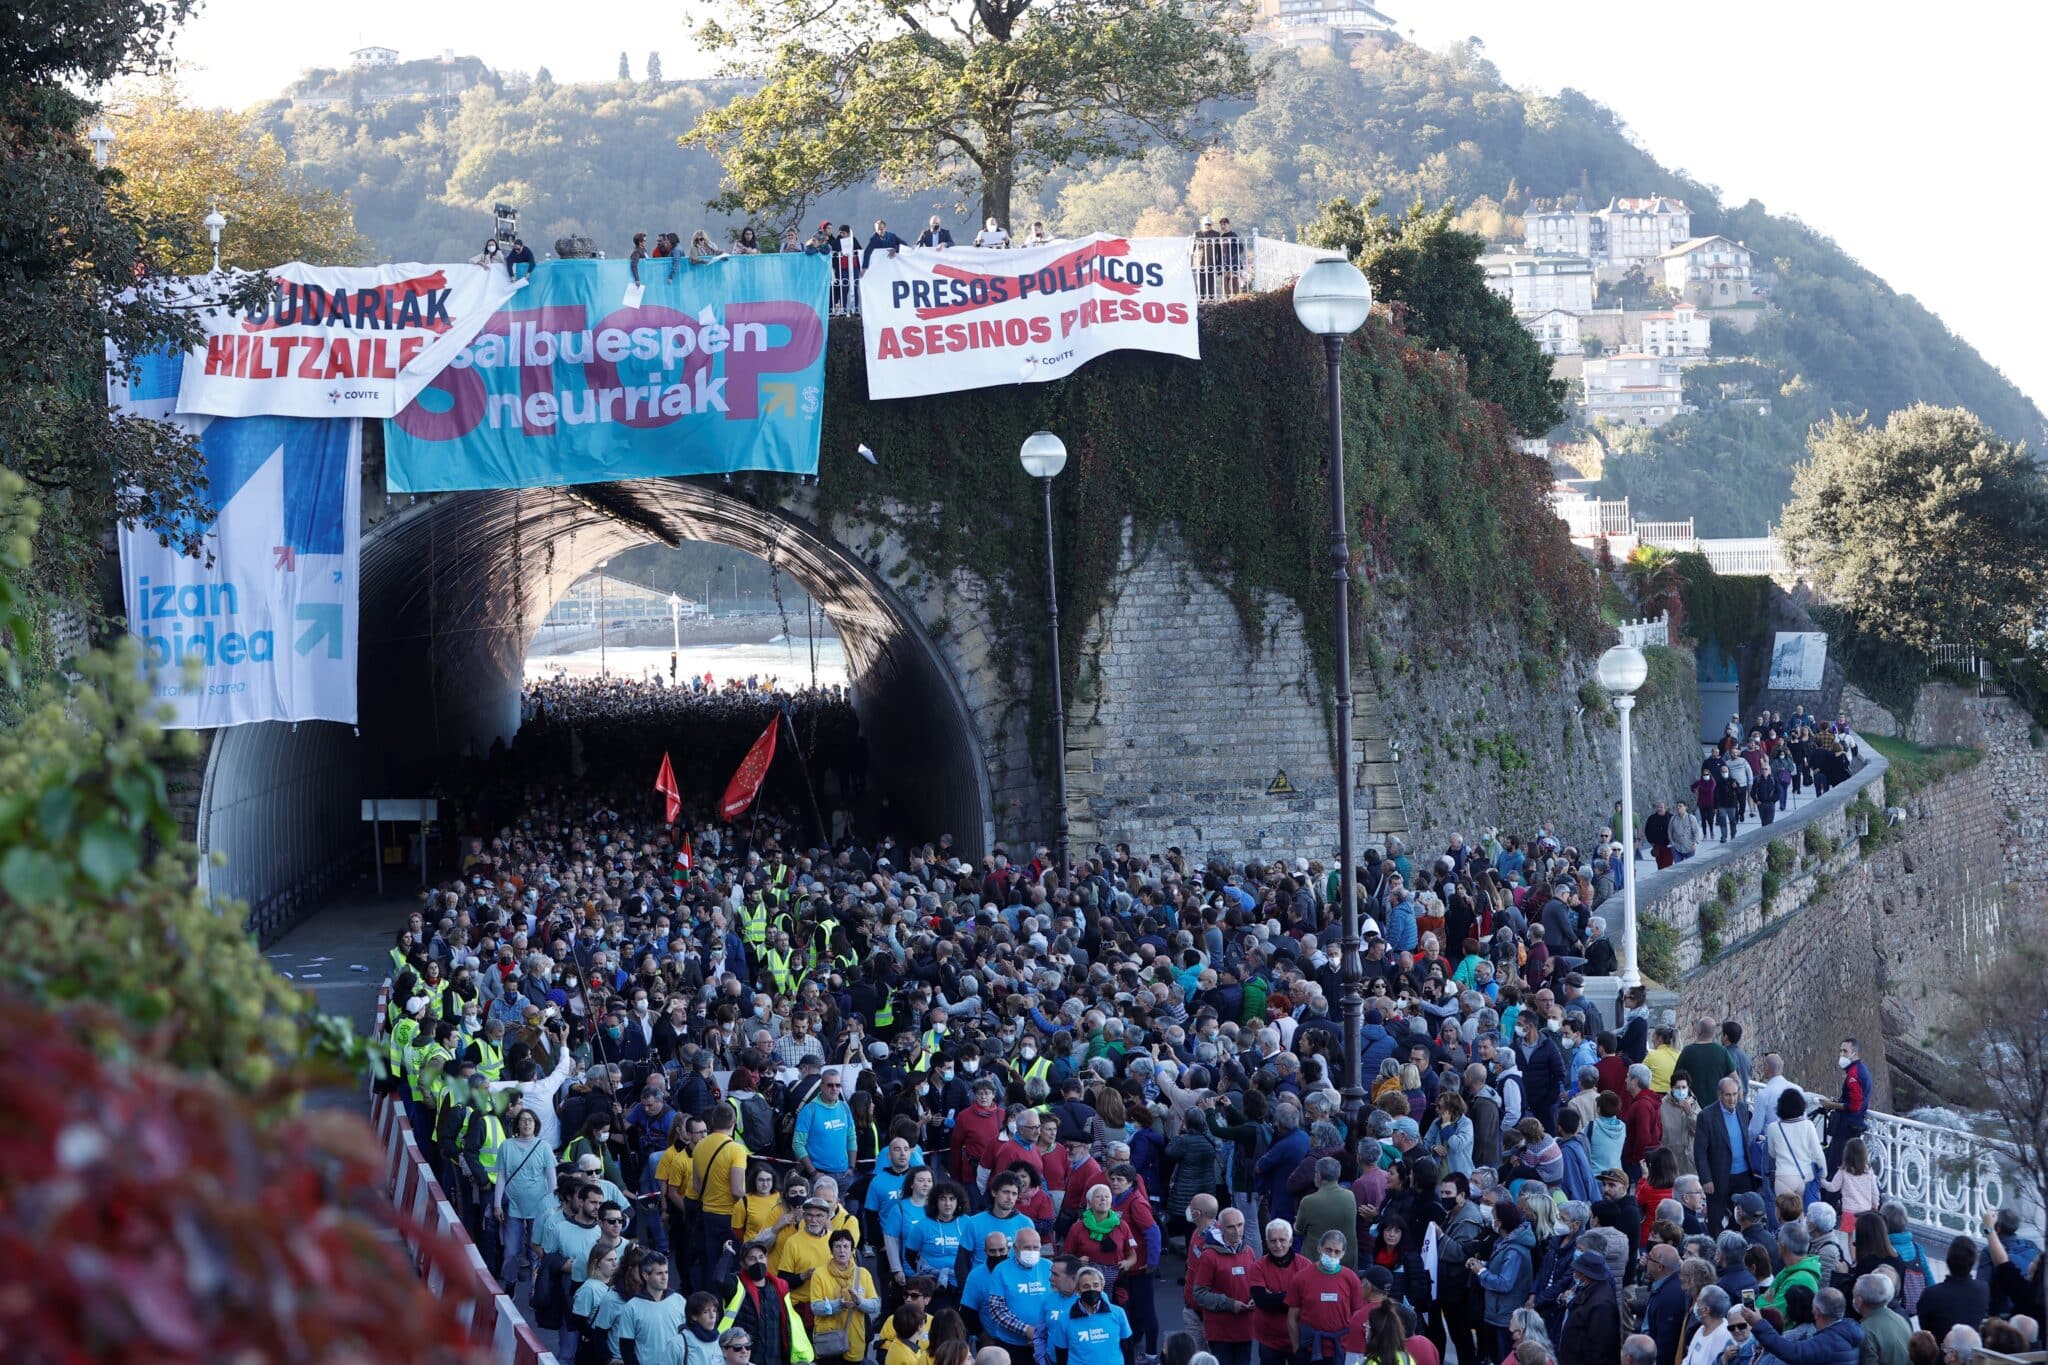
780, 707, 830, 849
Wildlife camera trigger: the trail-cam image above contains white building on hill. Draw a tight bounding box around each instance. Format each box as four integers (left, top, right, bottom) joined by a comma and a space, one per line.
1583, 352, 1688, 427
1597, 197, 1692, 271
1480, 250, 1595, 315
1661, 236, 1754, 307
1640, 304, 1711, 359
1524, 308, 1584, 357
1524, 197, 1594, 258
351, 45, 399, 67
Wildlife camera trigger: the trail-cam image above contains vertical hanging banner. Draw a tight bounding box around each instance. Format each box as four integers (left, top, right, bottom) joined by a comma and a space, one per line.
384, 255, 829, 491
175, 262, 525, 418
114, 350, 361, 728
858, 234, 1200, 400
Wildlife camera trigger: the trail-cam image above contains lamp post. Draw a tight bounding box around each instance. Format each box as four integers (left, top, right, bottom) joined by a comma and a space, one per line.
598, 559, 609, 676
1599, 642, 1650, 987
88, 120, 115, 169
203, 199, 227, 273
1020, 430, 1070, 882
667, 592, 682, 682
1293, 257, 1374, 1122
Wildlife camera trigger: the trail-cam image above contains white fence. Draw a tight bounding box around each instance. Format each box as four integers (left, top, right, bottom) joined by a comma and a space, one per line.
1696, 536, 1788, 576
1617, 612, 1670, 648
1635, 520, 1695, 546
1556, 495, 1635, 539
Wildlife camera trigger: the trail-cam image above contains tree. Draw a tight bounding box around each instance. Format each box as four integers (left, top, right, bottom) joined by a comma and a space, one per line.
647, 50, 663, 83
1780, 406, 2048, 651
111, 78, 368, 274
1306, 196, 1567, 436
619, 50, 631, 80
681, 0, 1258, 228
1936, 944, 2048, 1260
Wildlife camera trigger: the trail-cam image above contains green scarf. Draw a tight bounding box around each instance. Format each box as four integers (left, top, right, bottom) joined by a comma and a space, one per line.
1081, 1207, 1122, 1239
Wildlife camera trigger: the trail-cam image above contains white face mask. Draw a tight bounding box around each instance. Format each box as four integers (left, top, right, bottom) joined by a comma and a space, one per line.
1838, 1056, 1852, 1070
1016, 1248, 1041, 1269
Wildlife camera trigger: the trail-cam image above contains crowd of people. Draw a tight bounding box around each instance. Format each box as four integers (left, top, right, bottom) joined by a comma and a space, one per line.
375, 685, 2037, 1365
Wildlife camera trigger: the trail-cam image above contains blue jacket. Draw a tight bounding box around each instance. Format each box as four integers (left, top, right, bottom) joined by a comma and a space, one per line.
1752, 1316, 1865, 1365
1477, 1224, 1535, 1325
1644, 1272, 1687, 1365
1255, 1129, 1311, 1222
1356, 1023, 1399, 1076
1557, 1133, 1598, 1203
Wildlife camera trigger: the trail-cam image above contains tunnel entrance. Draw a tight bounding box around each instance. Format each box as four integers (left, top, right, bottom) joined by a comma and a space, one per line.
195, 479, 994, 925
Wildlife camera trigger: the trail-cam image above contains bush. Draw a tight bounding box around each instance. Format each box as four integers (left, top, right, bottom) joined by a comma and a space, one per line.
1578, 678, 1616, 724
1715, 872, 1738, 904
1760, 868, 1783, 915
1638, 919, 1680, 983
1766, 839, 1796, 875
1804, 824, 1835, 858
1863, 733, 1983, 796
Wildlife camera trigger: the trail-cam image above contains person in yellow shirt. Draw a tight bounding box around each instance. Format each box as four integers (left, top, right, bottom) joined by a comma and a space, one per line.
773, 1198, 839, 1289
740, 1163, 795, 1250
792, 1229, 880, 1365
657, 1115, 708, 1258
807, 1175, 862, 1250
693, 1106, 750, 1278
1644, 1022, 1682, 1094
880, 1301, 931, 1365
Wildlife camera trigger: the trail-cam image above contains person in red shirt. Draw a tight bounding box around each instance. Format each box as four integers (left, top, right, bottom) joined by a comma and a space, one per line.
1033, 1124, 1070, 1220
1633, 1146, 1677, 1247
1620, 1065, 1665, 1178
1061, 1137, 1106, 1222
1288, 1230, 1364, 1364
1187, 1205, 1258, 1364
1594, 1034, 1631, 1098
1250, 1213, 1307, 1362
951, 1078, 1006, 1187
983, 1107, 1044, 1189
1180, 1195, 1219, 1340
1060, 1183, 1137, 1293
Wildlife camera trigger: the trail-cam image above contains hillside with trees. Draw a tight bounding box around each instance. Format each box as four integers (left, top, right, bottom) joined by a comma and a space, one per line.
255, 40, 2040, 532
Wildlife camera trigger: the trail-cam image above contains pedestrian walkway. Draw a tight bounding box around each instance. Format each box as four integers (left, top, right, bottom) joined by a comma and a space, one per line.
265, 886, 408, 1110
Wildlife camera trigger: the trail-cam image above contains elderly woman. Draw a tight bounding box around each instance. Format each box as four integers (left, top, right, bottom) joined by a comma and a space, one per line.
1061, 1183, 1137, 1295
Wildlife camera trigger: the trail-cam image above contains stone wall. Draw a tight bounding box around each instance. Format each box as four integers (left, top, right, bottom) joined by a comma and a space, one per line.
1066, 525, 1703, 862
1646, 711, 2023, 1111
1373, 607, 1703, 857
1906, 684, 2048, 913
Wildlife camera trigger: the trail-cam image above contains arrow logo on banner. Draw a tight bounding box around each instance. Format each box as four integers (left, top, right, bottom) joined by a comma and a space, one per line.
274, 545, 298, 571
762, 383, 796, 418
294, 602, 343, 657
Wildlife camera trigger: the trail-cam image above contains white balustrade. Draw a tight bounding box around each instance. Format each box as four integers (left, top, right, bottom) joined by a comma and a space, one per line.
1616, 612, 1670, 648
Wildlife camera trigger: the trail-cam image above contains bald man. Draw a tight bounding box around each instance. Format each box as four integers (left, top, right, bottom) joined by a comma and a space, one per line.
979, 1227, 1056, 1365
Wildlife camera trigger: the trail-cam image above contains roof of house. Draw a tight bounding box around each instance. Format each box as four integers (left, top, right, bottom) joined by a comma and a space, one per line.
1604, 196, 1690, 216
1660, 235, 1748, 259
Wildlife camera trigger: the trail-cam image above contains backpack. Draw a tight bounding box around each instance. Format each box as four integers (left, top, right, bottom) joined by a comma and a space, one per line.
1897, 1242, 1929, 1315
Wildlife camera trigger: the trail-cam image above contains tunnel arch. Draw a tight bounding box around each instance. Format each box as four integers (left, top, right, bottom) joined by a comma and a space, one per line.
197, 478, 996, 924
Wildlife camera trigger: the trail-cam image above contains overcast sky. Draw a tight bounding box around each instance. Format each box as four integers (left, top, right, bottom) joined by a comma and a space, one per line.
165, 0, 2045, 415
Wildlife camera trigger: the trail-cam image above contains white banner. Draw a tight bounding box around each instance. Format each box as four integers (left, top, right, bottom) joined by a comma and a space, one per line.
858, 234, 1199, 400
177, 261, 523, 418
1767, 631, 1828, 692
115, 349, 360, 728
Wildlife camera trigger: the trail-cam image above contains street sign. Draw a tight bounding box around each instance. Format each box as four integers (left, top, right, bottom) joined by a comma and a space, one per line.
1267, 770, 1295, 795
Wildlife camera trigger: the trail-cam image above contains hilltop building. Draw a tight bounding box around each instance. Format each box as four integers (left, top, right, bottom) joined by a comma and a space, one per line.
1524, 197, 1595, 257
1595, 196, 1691, 274
1525, 308, 1584, 357
1246, 0, 1402, 53
1479, 249, 1595, 315
351, 46, 399, 68
1661, 236, 1755, 307
1640, 304, 1711, 359
1583, 352, 1688, 427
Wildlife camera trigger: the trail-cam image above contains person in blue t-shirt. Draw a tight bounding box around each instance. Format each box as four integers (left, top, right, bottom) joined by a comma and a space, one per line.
884, 1166, 938, 1285
794, 1069, 858, 1177
1051, 1264, 1130, 1365
961, 1174, 1035, 1278
962, 1229, 1014, 1329
903, 1181, 968, 1289
982, 1228, 1058, 1349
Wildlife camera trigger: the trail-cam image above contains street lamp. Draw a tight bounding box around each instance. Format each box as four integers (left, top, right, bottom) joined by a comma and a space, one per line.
203, 198, 228, 273
598, 559, 609, 676
667, 592, 682, 682
1598, 642, 1650, 987
88, 120, 115, 169
1020, 430, 1070, 882
1293, 256, 1373, 1121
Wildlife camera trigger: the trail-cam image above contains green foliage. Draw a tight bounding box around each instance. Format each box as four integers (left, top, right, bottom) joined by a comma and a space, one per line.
1766, 839, 1796, 875
0, 472, 342, 1095
1633, 643, 1691, 708
1760, 868, 1782, 915
1850, 793, 1891, 854
1863, 733, 1982, 796
1577, 678, 1614, 724
1670, 552, 1769, 651
1806, 603, 1928, 722
1304, 199, 1566, 435
682, 0, 1258, 227
1638, 917, 1679, 984
807, 291, 1600, 756
1803, 823, 1835, 859
1471, 731, 1536, 772
1782, 407, 2048, 653
1714, 871, 1738, 904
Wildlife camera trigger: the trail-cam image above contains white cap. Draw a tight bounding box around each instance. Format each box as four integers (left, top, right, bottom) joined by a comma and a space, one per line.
406, 995, 430, 1014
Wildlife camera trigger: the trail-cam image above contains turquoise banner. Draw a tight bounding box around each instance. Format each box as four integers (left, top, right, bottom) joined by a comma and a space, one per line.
385, 255, 828, 490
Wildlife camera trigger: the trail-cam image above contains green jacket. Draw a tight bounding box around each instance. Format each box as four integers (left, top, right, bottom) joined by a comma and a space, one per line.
1761, 1253, 1821, 1316
1241, 975, 1270, 1026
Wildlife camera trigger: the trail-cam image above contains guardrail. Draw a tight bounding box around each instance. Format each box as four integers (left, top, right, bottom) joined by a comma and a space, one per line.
1617, 612, 1670, 648
369, 986, 561, 1365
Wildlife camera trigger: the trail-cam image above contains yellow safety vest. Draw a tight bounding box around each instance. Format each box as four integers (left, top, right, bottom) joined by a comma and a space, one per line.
874, 987, 897, 1030
413, 1043, 452, 1104
388, 1017, 420, 1082
471, 1037, 504, 1082
476, 1113, 506, 1170
1021, 1055, 1051, 1090
768, 948, 799, 995
916, 1028, 945, 1070
741, 901, 768, 949
721, 1279, 814, 1364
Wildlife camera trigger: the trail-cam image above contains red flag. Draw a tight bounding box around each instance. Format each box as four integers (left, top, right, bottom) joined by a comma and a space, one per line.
673, 835, 693, 884
654, 752, 682, 825
720, 717, 779, 819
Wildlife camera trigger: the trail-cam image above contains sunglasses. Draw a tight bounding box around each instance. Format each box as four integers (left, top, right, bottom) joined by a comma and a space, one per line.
730, 1345, 753, 1354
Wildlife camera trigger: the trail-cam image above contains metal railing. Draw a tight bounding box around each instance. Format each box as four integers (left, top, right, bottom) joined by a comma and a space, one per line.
1696, 536, 1788, 576
1616, 612, 1670, 648
1758, 1083, 2041, 1240
1635, 520, 1695, 546
1555, 495, 1635, 538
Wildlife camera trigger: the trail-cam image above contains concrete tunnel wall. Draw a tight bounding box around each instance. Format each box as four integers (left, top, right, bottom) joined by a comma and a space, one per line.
196, 476, 998, 929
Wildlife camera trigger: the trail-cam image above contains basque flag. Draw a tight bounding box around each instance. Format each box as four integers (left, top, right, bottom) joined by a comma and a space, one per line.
673, 835, 694, 884
720, 717, 779, 819
654, 751, 682, 825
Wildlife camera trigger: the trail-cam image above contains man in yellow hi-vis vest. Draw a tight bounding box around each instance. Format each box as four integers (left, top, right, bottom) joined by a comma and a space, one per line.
766, 937, 801, 996
722, 1242, 813, 1365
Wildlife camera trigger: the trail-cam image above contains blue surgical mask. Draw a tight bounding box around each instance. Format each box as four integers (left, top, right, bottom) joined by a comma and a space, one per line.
1319, 1254, 1341, 1273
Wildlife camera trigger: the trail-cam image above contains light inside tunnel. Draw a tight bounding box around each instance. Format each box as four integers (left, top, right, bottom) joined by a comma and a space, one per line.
197, 475, 994, 931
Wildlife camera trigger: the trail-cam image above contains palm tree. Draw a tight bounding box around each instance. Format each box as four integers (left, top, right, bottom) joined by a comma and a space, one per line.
1624, 544, 1685, 634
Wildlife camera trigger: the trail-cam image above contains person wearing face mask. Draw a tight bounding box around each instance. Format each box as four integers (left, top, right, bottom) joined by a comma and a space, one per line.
1515, 1010, 1566, 1133
961, 1231, 1013, 1335
1661, 1075, 1701, 1178
1286, 1230, 1363, 1365
718, 1245, 809, 1365
792, 1229, 878, 1365
1051, 1265, 1130, 1365
952, 1079, 1007, 1189
980, 1227, 1055, 1365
